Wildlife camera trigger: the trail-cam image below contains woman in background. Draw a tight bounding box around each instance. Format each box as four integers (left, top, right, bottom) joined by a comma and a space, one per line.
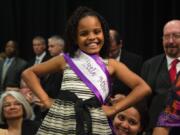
0, 90, 40, 135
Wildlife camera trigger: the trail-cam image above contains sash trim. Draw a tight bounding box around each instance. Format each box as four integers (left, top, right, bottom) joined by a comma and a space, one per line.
64, 53, 104, 104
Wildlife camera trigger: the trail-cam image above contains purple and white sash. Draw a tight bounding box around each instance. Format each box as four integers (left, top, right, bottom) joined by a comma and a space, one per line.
64, 50, 110, 104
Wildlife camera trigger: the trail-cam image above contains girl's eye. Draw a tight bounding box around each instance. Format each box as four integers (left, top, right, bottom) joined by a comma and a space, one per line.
94, 29, 102, 35
79, 31, 88, 36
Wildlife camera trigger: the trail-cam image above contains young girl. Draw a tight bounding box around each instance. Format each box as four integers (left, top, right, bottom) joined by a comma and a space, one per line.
22, 6, 151, 134
153, 72, 180, 135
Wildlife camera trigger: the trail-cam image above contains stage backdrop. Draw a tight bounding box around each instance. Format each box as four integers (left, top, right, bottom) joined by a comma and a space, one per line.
0, 0, 179, 61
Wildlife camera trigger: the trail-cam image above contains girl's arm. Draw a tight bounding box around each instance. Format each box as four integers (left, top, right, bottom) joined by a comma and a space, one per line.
102, 59, 151, 116
22, 55, 66, 108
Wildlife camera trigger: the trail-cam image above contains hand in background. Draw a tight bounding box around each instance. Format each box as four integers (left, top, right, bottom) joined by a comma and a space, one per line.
110, 94, 125, 104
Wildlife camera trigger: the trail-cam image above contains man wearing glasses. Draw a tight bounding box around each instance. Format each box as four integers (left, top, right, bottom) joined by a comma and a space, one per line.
141, 20, 180, 135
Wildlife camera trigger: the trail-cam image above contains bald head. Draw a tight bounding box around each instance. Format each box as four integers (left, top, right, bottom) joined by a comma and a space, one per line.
163, 20, 180, 34
109, 29, 122, 58
162, 19, 180, 58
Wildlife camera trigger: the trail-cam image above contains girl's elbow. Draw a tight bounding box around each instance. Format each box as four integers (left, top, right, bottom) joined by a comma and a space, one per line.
22, 68, 31, 78
145, 85, 152, 95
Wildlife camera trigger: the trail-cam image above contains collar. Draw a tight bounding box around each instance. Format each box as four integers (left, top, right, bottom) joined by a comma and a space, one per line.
35, 52, 46, 60
166, 55, 180, 68
115, 49, 121, 61
5, 57, 15, 63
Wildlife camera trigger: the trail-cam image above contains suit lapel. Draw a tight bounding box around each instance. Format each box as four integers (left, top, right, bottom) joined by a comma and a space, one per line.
155, 56, 172, 92
0, 60, 4, 84
5, 58, 16, 79
42, 53, 51, 62
119, 50, 124, 62
158, 60, 171, 86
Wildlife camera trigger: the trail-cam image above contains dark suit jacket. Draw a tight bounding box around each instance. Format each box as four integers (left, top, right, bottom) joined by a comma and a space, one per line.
28, 53, 62, 98
111, 50, 143, 96
28, 52, 51, 89
43, 72, 63, 98
0, 57, 27, 92
22, 120, 40, 135
141, 54, 172, 131
28, 52, 51, 67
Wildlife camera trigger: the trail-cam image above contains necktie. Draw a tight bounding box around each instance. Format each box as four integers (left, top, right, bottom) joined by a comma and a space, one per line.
1, 59, 11, 85
169, 59, 179, 83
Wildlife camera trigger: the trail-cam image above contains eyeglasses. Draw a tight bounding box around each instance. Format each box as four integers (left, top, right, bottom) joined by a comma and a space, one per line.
163, 33, 180, 41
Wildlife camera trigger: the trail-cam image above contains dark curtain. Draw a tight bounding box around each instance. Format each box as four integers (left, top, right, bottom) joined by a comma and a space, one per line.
0, 0, 180, 60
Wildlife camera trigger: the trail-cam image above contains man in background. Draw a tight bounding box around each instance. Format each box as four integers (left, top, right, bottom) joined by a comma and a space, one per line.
0, 40, 27, 94
43, 35, 65, 98
48, 35, 65, 56
141, 19, 180, 135
109, 29, 143, 96
28, 36, 50, 66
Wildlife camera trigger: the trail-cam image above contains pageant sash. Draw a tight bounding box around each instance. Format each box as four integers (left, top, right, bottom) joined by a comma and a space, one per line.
63, 51, 110, 104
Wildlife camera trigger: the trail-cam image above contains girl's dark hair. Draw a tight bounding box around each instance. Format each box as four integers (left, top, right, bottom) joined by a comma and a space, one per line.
64, 6, 110, 58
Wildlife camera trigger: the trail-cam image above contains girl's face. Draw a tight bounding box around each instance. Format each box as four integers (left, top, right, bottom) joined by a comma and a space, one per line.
77, 16, 104, 55
3, 95, 24, 120
113, 107, 141, 135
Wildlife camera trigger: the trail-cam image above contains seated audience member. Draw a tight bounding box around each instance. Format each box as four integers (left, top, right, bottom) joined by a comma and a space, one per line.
113, 100, 148, 135
0, 91, 40, 135
41, 35, 65, 98
0, 40, 27, 94
28, 36, 51, 97
48, 35, 65, 56
28, 36, 50, 66
109, 29, 143, 96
